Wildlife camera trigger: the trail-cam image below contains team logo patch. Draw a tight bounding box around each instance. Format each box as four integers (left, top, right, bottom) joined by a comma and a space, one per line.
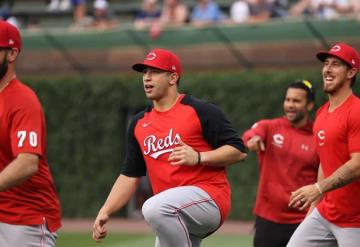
143, 128, 181, 159
146, 52, 156, 61
317, 130, 325, 146
9, 39, 14, 45
272, 133, 284, 148
331, 45, 341, 52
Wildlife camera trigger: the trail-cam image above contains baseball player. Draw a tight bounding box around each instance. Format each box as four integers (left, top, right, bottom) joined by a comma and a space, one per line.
92, 48, 247, 246
288, 43, 360, 246
0, 21, 61, 246
242, 80, 319, 247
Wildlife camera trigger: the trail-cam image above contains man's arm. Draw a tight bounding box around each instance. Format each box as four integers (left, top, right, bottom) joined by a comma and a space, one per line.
317, 153, 360, 193
169, 141, 246, 167
92, 175, 140, 242
0, 153, 39, 191
289, 153, 360, 210
306, 164, 324, 215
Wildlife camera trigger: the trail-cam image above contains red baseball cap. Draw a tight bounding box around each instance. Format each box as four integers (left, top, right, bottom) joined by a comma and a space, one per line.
0, 21, 21, 52
316, 43, 360, 70
132, 48, 182, 76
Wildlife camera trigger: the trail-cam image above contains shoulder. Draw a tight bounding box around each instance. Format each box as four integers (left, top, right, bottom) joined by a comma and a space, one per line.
181, 94, 220, 112
129, 105, 152, 128
256, 117, 282, 127
6, 80, 42, 110
316, 102, 329, 116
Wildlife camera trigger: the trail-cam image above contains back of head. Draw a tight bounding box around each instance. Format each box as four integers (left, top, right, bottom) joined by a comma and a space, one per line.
0, 20, 21, 52
288, 79, 315, 103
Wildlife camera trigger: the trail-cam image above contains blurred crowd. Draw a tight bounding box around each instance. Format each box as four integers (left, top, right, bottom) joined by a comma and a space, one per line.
0, 0, 359, 32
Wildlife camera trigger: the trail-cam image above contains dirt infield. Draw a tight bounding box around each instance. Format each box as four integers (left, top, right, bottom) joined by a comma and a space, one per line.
61, 218, 253, 235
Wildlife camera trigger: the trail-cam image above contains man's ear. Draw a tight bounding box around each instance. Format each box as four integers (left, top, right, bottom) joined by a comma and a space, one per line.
7, 48, 19, 63
348, 68, 358, 81
307, 101, 314, 111
169, 72, 179, 86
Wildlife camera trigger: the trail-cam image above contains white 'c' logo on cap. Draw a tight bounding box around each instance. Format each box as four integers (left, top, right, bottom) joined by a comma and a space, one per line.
146, 52, 156, 61
331, 45, 341, 52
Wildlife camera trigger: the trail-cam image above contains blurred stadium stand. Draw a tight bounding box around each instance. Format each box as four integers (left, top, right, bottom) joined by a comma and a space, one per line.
8, 1, 360, 77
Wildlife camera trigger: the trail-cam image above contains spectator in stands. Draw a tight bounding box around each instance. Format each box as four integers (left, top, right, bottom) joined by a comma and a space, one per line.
289, 0, 353, 19
148, 0, 188, 39
349, 0, 360, 19
134, 0, 161, 30
70, 0, 89, 28
0, 0, 18, 27
230, 0, 272, 24
47, 0, 71, 12
158, 0, 189, 26
91, 0, 118, 30
190, 0, 228, 27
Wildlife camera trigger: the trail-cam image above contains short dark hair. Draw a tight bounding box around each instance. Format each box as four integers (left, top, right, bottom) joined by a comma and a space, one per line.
287, 80, 315, 103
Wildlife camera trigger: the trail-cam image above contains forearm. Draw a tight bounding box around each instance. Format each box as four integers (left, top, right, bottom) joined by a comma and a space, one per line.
0, 153, 39, 191
200, 145, 247, 167
317, 155, 360, 194
100, 175, 140, 216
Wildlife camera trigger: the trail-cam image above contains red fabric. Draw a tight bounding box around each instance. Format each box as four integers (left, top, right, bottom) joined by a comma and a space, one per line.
0, 21, 21, 51
133, 48, 182, 76
243, 117, 319, 224
314, 94, 360, 227
134, 94, 230, 223
317, 43, 360, 69
0, 79, 61, 232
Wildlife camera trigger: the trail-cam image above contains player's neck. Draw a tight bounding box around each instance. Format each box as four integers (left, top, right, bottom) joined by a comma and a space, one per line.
0, 71, 15, 92
153, 92, 180, 112
290, 116, 309, 129
328, 87, 352, 113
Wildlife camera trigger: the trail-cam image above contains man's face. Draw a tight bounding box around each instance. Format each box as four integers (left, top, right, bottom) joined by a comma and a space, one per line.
283, 88, 311, 125
0, 48, 9, 80
142, 67, 174, 100
322, 56, 352, 95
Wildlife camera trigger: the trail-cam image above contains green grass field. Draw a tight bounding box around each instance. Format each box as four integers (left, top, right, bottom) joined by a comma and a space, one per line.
57, 232, 252, 247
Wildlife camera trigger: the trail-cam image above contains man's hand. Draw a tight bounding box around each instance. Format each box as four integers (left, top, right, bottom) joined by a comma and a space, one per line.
288, 184, 323, 211
246, 135, 265, 151
168, 140, 199, 166
92, 211, 109, 242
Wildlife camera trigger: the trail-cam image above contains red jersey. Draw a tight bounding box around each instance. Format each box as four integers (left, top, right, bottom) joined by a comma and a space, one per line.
121, 94, 246, 223
243, 117, 319, 224
314, 94, 360, 227
0, 79, 61, 232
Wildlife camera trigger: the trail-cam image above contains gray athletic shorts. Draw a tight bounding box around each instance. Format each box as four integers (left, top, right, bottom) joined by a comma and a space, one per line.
0, 221, 57, 247
287, 208, 360, 247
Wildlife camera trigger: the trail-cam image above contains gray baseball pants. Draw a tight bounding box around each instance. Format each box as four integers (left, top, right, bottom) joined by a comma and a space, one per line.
287, 208, 360, 247
142, 185, 221, 247
0, 221, 57, 247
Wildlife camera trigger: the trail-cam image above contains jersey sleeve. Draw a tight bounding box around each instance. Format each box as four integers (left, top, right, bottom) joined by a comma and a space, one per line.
242, 119, 269, 143
121, 114, 147, 177
193, 98, 246, 153
348, 104, 360, 153
10, 101, 44, 157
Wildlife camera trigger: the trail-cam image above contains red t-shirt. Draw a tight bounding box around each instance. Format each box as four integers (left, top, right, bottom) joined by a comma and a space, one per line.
243, 117, 319, 224
121, 94, 246, 223
0, 79, 61, 232
314, 94, 360, 227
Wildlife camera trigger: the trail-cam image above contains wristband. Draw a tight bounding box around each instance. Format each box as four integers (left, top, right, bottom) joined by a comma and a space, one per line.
315, 182, 323, 195
197, 152, 201, 165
